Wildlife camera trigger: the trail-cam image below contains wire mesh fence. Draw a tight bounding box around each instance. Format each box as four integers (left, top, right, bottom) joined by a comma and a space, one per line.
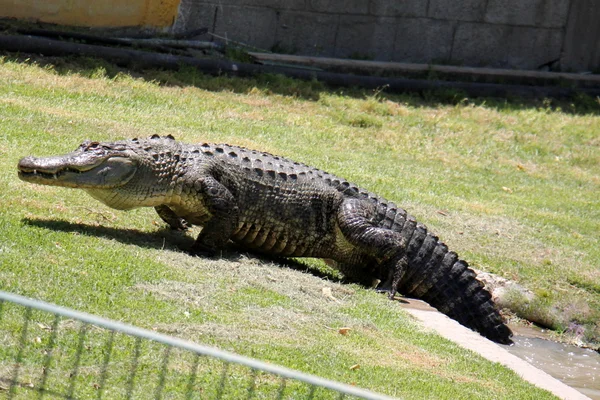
0, 290, 397, 400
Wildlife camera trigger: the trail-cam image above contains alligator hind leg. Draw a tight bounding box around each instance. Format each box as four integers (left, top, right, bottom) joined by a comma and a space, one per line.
337, 198, 408, 298
375, 253, 409, 299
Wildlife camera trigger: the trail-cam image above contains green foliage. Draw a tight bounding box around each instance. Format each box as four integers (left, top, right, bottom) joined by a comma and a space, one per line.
223, 46, 255, 64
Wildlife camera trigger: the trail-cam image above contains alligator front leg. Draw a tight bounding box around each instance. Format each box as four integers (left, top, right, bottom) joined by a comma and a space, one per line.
337, 198, 408, 298
155, 205, 190, 230
190, 176, 239, 257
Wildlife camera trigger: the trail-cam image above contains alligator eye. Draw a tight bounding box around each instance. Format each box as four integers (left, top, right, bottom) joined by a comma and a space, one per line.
83, 142, 102, 151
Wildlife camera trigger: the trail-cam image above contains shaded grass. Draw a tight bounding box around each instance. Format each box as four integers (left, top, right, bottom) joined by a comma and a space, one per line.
0, 55, 598, 397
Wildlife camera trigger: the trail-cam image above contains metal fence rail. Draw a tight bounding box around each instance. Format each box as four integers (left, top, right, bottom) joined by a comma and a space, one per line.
0, 290, 397, 400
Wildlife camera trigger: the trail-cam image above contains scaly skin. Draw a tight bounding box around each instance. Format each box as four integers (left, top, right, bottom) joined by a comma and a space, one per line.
17, 135, 513, 344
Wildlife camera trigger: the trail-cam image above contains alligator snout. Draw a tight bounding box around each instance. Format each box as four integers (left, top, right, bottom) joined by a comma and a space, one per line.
17, 156, 63, 182
17, 153, 91, 175
17, 156, 42, 172
17, 154, 85, 183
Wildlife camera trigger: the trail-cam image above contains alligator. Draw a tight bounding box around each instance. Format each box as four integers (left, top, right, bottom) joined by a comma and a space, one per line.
17, 135, 513, 344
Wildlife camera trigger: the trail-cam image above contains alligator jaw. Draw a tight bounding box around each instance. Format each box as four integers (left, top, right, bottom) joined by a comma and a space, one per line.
17, 155, 137, 189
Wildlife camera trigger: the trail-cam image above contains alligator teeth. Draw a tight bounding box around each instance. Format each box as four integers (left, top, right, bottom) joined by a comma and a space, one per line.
24, 169, 61, 179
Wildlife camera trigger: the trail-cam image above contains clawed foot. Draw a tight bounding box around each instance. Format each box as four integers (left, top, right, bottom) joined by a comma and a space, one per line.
155, 205, 190, 231
373, 287, 400, 301
373, 277, 400, 300
171, 219, 190, 231
188, 242, 218, 258
376, 254, 407, 301
163, 215, 189, 231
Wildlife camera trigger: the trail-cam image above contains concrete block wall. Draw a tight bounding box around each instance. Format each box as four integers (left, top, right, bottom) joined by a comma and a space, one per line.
173, 0, 599, 72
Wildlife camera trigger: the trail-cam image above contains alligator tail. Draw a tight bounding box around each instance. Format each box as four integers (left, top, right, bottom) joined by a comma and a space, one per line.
380, 205, 513, 344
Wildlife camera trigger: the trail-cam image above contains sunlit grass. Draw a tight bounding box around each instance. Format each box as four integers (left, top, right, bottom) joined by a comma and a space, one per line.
1, 55, 598, 398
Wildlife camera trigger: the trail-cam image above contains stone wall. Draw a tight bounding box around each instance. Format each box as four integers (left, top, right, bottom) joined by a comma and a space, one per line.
173, 0, 599, 72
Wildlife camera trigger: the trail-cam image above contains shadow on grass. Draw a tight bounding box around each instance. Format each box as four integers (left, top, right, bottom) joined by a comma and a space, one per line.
23, 216, 195, 252
22, 217, 345, 283
3, 53, 600, 116
0, 377, 69, 400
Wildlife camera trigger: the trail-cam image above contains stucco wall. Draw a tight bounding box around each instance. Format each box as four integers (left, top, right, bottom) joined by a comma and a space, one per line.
0, 0, 180, 28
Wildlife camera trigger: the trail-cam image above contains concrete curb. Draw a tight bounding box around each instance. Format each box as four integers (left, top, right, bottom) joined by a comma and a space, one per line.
400, 300, 590, 400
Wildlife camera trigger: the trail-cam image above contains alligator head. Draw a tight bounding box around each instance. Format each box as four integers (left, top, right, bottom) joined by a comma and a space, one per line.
18, 140, 138, 189
17, 135, 178, 210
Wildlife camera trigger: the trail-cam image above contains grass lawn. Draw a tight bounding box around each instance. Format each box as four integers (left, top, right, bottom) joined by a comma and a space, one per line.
1, 55, 598, 399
